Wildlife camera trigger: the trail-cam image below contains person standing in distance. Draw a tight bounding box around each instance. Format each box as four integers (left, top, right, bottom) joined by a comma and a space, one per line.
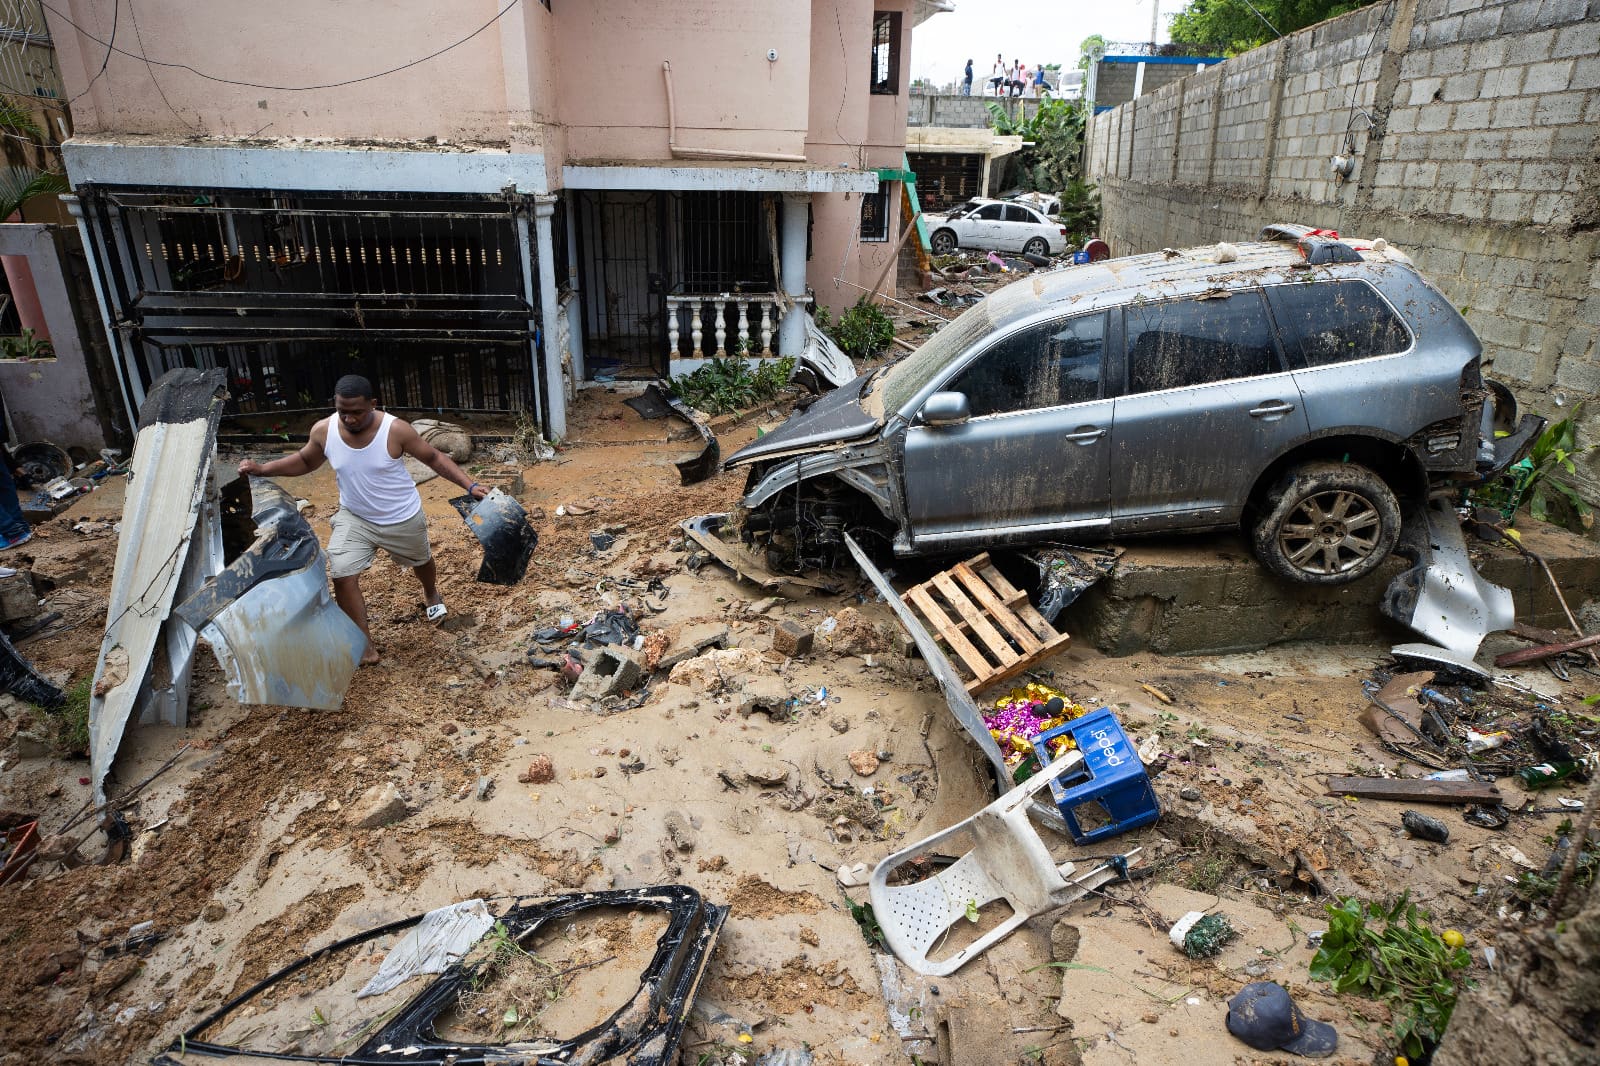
961, 58, 973, 95
237, 374, 488, 665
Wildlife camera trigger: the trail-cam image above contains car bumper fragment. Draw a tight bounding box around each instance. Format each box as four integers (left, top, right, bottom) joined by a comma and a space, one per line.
451, 488, 539, 585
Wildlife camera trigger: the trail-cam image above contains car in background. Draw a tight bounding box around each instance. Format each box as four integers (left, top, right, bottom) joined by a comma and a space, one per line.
927, 199, 1068, 257
725, 228, 1543, 586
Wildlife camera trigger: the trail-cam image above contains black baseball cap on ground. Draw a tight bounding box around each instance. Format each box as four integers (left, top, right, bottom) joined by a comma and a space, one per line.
1225, 981, 1339, 1058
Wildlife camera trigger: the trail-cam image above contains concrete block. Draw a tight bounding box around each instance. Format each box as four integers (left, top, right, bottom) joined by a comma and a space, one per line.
347, 783, 408, 829
1424, 14, 1466, 48
1534, 0, 1590, 28
1430, 44, 1472, 78
1461, 6, 1505, 40
1472, 41, 1512, 75
1505, 126, 1557, 158
1553, 18, 1600, 57
770, 618, 813, 658
1572, 55, 1600, 91
1505, 29, 1557, 65
1522, 58, 1576, 94
1408, 76, 1445, 106
1491, 95, 1537, 127
1478, 161, 1523, 188
1486, 347, 1538, 383
1533, 91, 1586, 125
1453, 100, 1493, 128
1463, 130, 1510, 158
570, 644, 644, 700
1490, 190, 1536, 223
1554, 357, 1600, 394
656, 623, 730, 671
1417, 105, 1455, 132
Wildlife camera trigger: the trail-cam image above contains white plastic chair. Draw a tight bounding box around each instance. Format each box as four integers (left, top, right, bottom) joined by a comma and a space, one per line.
869, 750, 1140, 976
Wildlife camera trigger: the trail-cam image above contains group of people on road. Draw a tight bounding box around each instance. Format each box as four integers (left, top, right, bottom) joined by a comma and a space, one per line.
961, 55, 1052, 97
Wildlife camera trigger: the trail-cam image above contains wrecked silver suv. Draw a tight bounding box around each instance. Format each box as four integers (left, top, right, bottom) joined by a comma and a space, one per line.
727, 228, 1542, 585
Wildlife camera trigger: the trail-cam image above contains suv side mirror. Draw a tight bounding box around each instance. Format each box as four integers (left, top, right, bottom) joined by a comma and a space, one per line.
921, 391, 971, 426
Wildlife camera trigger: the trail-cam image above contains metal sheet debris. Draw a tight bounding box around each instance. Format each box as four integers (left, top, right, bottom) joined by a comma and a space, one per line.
175, 481, 365, 710
89, 367, 228, 803
451, 488, 538, 585
1382, 498, 1515, 674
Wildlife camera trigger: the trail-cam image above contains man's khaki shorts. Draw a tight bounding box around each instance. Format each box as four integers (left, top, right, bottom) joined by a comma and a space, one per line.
327, 508, 432, 579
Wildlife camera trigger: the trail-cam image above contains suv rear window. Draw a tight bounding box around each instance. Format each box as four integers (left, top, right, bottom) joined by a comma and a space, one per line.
1267, 280, 1410, 369
1123, 291, 1281, 395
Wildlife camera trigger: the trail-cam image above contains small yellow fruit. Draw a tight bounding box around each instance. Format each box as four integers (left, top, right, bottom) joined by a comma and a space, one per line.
1442, 929, 1465, 949
1396, 1057, 1410, 1066
737, 1033, 753, 1044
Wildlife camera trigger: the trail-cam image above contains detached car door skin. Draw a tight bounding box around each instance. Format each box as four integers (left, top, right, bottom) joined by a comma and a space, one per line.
900, 311, 1113, 550
1110, 290, 1310, 533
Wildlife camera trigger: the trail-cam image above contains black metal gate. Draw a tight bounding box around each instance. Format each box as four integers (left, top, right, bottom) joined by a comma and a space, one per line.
77, 187, 548, 430
574, 190, 775, 377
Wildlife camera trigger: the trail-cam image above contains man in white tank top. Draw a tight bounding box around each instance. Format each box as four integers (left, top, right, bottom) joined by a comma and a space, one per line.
238, 374, 488, 666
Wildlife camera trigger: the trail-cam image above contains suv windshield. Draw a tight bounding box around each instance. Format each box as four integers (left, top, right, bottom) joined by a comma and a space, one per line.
871, 301, 998, 414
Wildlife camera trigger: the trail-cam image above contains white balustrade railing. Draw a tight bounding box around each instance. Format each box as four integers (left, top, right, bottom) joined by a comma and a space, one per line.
666, 292, 812, 359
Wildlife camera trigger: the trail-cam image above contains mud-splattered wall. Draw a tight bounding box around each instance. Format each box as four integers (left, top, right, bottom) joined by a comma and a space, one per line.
1085, 0, 1600, 504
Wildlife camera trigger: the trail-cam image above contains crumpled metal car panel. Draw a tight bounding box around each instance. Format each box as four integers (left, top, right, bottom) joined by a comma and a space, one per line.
175, 480, 364, 710
152, 886, 728, 1066
451, 489, 539, 585
90, 367, 228, 802
790, 317, 857, 394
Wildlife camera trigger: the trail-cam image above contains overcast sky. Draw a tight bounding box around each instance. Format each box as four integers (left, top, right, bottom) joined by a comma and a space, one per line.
911, 0, 1179, 84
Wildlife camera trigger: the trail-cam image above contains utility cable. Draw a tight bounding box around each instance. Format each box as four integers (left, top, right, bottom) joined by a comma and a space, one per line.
43, 0, 520, 93
123, 0, 195, 133
1236, 0, 1282, 40
66, 0, 116, 103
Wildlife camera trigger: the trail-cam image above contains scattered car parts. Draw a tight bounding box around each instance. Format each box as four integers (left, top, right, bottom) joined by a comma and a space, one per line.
89, 367, 228, 802
0, 627, 63, 708
451, 488, 538, 585
174, 480, 366, 710
153, 886, 728, 1066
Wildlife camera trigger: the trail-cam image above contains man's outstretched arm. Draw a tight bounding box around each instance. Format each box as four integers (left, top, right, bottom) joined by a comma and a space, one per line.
239, 425, 328, 478
393, 422, 488, 499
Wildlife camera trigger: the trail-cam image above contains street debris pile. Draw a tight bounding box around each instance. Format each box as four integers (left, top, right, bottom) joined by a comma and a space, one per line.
0, 353, 1597, 1066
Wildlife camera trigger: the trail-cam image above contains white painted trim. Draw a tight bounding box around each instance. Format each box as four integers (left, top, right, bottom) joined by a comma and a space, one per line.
62, 140, 549, 194
564, 162, 878, 193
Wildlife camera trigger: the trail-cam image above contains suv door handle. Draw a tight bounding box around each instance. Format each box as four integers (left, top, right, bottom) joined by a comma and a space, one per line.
1248, 401, 1296, 419
1062, 426, 1105, 443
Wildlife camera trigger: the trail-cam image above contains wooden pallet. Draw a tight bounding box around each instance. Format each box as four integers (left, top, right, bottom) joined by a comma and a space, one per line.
901, 553, 1070, 694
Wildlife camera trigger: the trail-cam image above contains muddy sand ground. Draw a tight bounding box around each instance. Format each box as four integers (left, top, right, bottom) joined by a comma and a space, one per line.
0, 386, 1594, 1066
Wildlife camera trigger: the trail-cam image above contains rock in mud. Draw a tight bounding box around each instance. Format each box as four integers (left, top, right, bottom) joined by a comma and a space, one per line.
743, 761, 791, 788
201, 902, 227, 923
347, 783, 408, 829
518, 754, 556, 784
847, 750, 880, 776
91, 957, 141, 1000
1051, 919, 1081, 963
818, 607, 887, 656
663, 810, 695, 852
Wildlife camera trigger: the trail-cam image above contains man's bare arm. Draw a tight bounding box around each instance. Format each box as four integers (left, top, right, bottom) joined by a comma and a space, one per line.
393, 421, 487, 498
239, 422, 328, 478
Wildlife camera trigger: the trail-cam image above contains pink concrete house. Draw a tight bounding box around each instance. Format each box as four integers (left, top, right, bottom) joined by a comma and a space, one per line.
44, 0, 949, 438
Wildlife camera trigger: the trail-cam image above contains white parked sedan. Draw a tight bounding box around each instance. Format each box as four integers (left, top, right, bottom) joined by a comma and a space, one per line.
927, 200, 1068, 256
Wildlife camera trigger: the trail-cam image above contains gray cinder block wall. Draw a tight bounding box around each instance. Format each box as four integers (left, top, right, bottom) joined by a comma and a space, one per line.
1085, 0, 1600, 503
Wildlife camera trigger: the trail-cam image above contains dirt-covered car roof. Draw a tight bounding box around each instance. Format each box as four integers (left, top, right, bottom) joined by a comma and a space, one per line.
874, 240, 1417, 413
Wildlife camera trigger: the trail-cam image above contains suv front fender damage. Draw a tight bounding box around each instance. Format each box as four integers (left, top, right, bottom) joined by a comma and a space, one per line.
174, 480, 366, 710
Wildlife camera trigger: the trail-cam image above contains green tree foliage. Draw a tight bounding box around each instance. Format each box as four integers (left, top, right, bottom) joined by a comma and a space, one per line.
1168, 0, 1382, 55
1077, 34, 1107, 71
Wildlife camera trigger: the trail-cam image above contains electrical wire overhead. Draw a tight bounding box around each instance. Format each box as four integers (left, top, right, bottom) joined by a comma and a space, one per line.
43, 0, 521, 94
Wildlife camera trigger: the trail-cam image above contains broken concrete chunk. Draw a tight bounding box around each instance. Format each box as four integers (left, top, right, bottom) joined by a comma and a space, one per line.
657, 623, 732, 672
347, 783, 408, 829
771, 618, 813, 658
737, 678, 793, 720
13, 728, 51, 759
667, 647, 763, 692
1050, 919, 1081, 963
571, 645, 644, 700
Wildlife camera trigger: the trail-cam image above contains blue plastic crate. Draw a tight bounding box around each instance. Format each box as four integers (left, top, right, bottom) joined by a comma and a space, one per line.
1071, 250, 1092, 264
1029, 707, 1161, 844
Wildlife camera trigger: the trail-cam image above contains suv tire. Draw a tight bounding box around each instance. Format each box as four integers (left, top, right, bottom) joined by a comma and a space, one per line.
931, 229, 958, 255
1251, 460, 1401, 585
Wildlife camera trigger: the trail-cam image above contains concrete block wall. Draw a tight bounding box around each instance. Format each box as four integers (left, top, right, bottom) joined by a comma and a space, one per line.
907, 92, 1043, 129
1085, 0, 1600, 503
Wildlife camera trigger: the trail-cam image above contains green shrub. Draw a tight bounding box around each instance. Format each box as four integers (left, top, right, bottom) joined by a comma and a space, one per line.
816, 298, 895, 360
667, 354, 795, 416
